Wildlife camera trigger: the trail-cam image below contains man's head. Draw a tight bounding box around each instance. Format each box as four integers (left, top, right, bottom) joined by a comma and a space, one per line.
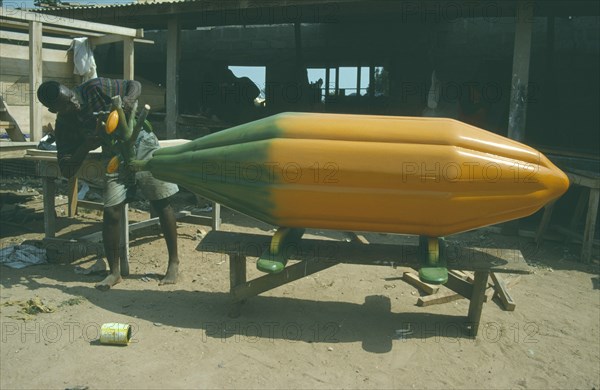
37, 81, 80, 114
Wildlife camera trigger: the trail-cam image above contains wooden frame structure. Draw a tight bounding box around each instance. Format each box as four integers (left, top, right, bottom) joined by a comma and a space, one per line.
0, 8, 146, 143
199, 231, 531, 338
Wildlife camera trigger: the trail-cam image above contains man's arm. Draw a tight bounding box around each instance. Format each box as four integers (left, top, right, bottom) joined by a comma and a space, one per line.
56, 118, 101, 179
122, 80, 142, 112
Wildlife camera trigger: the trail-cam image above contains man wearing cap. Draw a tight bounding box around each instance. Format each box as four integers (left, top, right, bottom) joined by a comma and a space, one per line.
37, 78, 180, 290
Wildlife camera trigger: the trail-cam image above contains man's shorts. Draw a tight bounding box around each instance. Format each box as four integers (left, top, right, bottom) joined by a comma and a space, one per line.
104, 131, 179, 208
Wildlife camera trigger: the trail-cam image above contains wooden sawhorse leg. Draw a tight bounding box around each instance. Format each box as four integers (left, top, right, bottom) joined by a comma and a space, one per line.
467, 270, 490, 337
582, 188, 599, 263
42, 177, 56, 238
228, 253, 247, 318
120, 203, 130, 276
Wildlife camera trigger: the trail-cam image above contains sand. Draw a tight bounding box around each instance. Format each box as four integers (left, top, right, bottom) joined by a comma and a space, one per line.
0, 180, 599, 389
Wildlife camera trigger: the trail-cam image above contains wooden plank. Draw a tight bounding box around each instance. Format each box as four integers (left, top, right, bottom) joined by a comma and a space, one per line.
77, 200, 104, 211
0, 8, 140, 37
179, 214, 214, 227
484, 285, 496, 302
467, 271, 490, 337
402, 272, 439, 295
567, 172, 600, 189
445, 272, 474, 299
344, 231, 369, 244
29, 20, 43, 142
0, 144, 37, 158
490, 272, 516, 311
448, 270, 469, 281
0, 30, 72, 46
582, 188, 599, 262
0, 57, 72, 80
198, 231, 531, 273
0, 43, 72, 62
554, 226, 600, 247
0, 96, 26, 141
165, 17, 180, 139
417, 289, 463, 307
0, 19, 104, 37
90, 34, 154, 47
231, 258, 336, 302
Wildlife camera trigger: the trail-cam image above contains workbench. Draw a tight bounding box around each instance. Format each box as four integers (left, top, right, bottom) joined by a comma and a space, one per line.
536, 168, 600, 262
198, 231, 530, 338
24, 140, 221, 268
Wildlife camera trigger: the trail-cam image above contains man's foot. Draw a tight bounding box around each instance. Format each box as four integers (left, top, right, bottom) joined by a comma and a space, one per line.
159, 262, 179, 286
95, 274, 123, 291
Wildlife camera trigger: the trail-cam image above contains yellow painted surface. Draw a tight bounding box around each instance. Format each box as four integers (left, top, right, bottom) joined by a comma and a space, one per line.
265, 113, 569, 236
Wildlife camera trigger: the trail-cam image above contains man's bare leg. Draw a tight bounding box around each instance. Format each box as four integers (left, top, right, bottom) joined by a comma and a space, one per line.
151, 198, 179, 285
96, 204, 123, 290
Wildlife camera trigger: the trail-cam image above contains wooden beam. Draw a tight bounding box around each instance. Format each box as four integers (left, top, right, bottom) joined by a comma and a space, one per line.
507, 0, 534, 142
582, 189, 599, 262
466, 271, 489, 336
231, 258, 336, 302
417, 289, 463, 307
0, 8, 140, 37
90, 34, 154, 47
445, 272, 474, 299
165, 16, 180, 139
198, 231, 532, 274
29, 20, 42, 142
0, 19, 96, 37
0, 30, 72, 46
403, 272, 440, 295
490, 272, 517, 311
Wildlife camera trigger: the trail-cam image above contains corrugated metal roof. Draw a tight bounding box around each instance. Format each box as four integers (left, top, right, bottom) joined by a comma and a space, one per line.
35, 0, 194, 12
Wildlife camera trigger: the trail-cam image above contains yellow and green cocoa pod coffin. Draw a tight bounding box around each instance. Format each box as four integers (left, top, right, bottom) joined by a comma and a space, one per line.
142, 112, 569, 237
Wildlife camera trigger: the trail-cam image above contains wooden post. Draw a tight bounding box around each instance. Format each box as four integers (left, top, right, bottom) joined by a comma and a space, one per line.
212, 202, 221, 231
123, 37, 135, 80
119, 203, 130, 276
507, 0, 534, 142
228, 253, 247, 318
325, 66, 330, 97
467, 271, 489, 337
166, 17, 180, 140
503, 0, 534, 235
68, 177, 78, 217
42, 177, 56, 238
369, 65, 375, 97
582, 188, 599, 262
356, 65, 361, 96
29, 20, 42, 142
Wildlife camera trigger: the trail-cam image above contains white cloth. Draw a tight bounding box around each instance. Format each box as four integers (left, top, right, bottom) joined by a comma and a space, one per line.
71, 37, 98, 81
0, 245, 47, 269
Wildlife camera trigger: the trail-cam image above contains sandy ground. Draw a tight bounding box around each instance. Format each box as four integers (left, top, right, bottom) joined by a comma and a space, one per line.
0, 177, 599, 390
